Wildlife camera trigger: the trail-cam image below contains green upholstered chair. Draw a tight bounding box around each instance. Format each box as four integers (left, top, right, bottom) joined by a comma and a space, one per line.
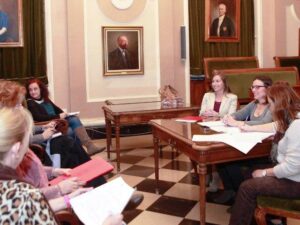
255, 195, 300, 225
203, 56, 259, 90
220, 67, 299, 105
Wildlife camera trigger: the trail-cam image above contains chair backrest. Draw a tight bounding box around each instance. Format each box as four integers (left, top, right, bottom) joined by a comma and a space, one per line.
274, 56, 300, 76
220, 67, 299, 105
203, 56, 259, 90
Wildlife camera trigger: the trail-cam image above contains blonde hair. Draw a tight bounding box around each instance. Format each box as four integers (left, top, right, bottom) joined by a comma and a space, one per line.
0, 80, 26, 108
0, 108, 33, 158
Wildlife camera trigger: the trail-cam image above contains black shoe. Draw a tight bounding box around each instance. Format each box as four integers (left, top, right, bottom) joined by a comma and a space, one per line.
124, 193, 144, 211
212, 190, 236, 204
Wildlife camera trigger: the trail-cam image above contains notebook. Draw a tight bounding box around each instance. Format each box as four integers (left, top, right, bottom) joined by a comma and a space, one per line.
175, 116, 203, 123
49, 157, 114, 185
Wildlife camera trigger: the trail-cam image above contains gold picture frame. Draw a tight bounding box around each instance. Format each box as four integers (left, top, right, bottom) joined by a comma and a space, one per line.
102, 26, 144, 76
205, 0, 240, 42
0, 0, 23, 47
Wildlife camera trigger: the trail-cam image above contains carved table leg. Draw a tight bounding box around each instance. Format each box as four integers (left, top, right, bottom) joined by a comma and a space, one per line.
199, 164, 207, 225
153, 135, 160, 194
105, 116, 112, 160
115, 118, 121, 172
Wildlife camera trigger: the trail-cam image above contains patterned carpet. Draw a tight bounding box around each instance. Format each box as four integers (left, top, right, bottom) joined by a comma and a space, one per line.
91, 135, 299, 225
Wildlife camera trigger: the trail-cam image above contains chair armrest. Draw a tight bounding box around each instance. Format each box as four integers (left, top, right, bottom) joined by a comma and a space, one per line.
55, 209, 80, 225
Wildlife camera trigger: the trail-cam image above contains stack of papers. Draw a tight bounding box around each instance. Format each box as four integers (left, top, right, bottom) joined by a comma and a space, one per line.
176, 116, 203, 123
193, 121, 274, 154
70, 177, 134, 225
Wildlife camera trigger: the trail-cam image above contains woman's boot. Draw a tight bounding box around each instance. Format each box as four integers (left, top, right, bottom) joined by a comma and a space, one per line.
74, 126, 105, 155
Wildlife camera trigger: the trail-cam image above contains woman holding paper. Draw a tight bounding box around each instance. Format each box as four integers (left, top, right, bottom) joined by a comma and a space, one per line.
229, 82, 300, 225
200, 70, 238, 117
25, 79, 104, 155
0, 107, 123, 225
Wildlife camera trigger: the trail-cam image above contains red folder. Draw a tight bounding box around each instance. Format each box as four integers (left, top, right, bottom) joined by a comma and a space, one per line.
49, 157, 114, 185
175, 116, 203, 122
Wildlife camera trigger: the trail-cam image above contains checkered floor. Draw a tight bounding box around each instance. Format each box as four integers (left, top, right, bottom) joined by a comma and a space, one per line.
91, 135, 299, 225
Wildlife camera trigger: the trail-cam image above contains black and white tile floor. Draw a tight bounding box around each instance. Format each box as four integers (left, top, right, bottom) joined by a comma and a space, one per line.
92, 135, 299, 225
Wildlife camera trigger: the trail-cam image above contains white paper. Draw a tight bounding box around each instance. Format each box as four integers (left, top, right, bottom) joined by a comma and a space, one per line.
67, 111, 80, 116
70, 177, 134, 225
198, 121, 225, 127
192, 132, 274, 154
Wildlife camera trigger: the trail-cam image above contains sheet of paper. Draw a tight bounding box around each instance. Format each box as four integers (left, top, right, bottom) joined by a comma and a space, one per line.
198, 120, 225, 127
192, 132, 274, 154
67, 111, 80, 116
70, 177, 134, 225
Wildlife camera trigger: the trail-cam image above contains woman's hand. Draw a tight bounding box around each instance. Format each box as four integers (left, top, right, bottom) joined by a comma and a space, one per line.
42, 128, 56, 140
43, 121, 57, 130
252, 169, 264, 178
202, 109, 218, 117
223, 115, 243, 127
68, 187, 93, 198
102, 214, 124, 225
59, 112, 68, 119
58, 177, 86, 195
239, 123, 253, 132
52, 168, 71, 177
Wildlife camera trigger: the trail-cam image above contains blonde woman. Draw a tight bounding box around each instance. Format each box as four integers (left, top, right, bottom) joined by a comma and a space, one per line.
0, 108, 123, 225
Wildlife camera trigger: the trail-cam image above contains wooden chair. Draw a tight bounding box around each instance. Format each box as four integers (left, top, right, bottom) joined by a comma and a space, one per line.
55, 209, 81, 225
274, 56, 300, 79
203, 56, 259, 90
255, 195, 300, 225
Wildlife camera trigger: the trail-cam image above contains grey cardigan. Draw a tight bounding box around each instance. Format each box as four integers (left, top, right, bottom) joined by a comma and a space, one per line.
231, 101, 273, 125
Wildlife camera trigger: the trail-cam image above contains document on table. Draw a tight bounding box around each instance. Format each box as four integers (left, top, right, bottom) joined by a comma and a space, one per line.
193, 132, 273, 154
67, 111, 80, 117
70, 177, 134, 225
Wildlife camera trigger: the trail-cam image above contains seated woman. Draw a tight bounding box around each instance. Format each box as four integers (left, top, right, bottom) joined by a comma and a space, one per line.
215, 76, 274, 203
229, 82, 300, 225
200, 70, 238, 117
199, 70, 238, 192
0, 107, 123, 225
223, 75, 273, 126
25, 78, 104, 155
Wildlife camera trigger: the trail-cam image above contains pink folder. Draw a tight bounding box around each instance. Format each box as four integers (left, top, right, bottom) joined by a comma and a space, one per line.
49, 157, 114, 185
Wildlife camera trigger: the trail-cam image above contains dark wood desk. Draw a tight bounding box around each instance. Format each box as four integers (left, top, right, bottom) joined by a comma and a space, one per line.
150, 119, 272, 225
102, 102, 199, 171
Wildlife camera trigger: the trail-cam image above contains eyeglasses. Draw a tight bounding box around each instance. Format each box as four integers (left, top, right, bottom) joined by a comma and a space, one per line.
250, 85, 265, 90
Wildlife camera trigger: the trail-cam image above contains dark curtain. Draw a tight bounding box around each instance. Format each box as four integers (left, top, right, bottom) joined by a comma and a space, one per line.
0, 0, 47, 84
189, 0, 255, 74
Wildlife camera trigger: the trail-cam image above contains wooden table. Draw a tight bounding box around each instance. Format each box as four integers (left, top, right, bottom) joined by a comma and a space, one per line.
150, 119, 272, 225
102, 102, 199, 171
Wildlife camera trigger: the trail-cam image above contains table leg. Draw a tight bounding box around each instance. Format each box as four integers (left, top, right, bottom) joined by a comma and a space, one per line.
199, 164, 207, 225
153, 136, 159, 194
105, 117, 112, 159
115, 119, 121, 172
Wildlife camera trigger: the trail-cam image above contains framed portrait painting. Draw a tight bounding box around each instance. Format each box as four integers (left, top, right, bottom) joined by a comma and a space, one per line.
0, 0, 23, 47
102, 26, 144, 76
205, 0, 240, 42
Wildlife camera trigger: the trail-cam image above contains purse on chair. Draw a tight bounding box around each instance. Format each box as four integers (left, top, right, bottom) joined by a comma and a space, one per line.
53, 119, 69, 135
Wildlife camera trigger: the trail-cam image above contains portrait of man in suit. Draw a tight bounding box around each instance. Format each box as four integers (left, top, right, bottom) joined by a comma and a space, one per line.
205, 0, 240, 42
108, 35, 138, 70
103, 27, 144, 76
210, 3, 235, 37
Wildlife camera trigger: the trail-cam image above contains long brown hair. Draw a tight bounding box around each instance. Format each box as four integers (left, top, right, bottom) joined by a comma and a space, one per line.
267, 81, 300, 132
0, 80, 26, 108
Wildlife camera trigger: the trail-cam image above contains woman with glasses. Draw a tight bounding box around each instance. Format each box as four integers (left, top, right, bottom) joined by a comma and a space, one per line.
212, 76, 273, 205
229, 81, 300, 225
223, 75, 273, 126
